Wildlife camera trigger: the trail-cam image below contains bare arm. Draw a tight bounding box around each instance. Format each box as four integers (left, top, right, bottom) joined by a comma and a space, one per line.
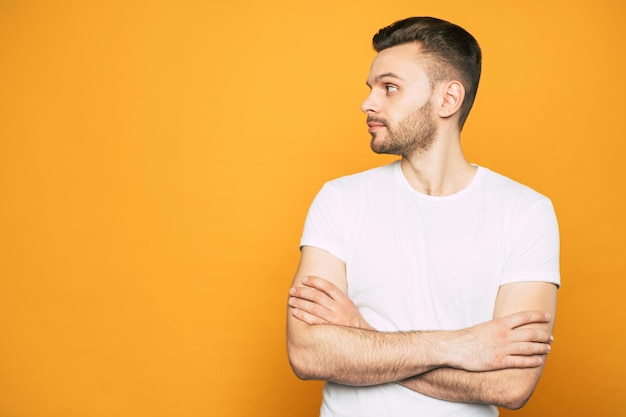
286, 247, 553, 387
399, 282, 557, 409
287, 246, 447, 385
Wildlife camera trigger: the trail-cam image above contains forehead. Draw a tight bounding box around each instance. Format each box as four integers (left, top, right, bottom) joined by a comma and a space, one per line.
367, 42, 430, 84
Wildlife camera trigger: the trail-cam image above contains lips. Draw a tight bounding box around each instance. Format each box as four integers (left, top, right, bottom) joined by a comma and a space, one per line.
367, 118, 387, 133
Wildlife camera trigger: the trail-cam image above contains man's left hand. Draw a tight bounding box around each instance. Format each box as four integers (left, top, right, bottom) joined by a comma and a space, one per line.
288, 275, 373, 330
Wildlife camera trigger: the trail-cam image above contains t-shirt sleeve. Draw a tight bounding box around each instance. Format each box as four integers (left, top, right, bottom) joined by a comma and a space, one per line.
300, 182, 347, 263
502, 197, 561, 287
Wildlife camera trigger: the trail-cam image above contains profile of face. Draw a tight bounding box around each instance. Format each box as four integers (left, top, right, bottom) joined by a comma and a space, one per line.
362, 43, 438, 158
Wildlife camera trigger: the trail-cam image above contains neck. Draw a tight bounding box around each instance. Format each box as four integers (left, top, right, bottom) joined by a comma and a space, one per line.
400, 131, 475, 196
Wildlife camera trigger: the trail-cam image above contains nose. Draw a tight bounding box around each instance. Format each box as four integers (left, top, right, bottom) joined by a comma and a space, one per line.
361, 91, 380, 114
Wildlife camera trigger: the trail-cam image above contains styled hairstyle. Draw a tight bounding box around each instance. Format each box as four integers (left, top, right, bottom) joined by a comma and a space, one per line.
373, 17, 482, 129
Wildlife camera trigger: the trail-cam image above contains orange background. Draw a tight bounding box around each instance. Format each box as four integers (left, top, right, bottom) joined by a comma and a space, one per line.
1, 1, 625, 416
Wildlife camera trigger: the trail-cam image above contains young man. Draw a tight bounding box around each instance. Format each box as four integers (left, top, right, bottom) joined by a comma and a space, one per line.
286, 17, 560, 416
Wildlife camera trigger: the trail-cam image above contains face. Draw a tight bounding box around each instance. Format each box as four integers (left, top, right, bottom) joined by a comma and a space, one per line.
362, 43, 438, 157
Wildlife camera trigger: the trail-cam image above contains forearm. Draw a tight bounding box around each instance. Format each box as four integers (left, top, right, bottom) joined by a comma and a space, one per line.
399, 363, 545, 409
287, 320, 448, 386
287, 251, 556, 391
287, 309, 550, 389
400, 282, 556, 409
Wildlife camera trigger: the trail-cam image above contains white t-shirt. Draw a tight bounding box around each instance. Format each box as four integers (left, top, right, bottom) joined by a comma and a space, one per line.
300, 161, 560, 417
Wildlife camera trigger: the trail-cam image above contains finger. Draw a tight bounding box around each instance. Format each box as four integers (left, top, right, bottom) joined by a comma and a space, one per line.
500, 354, 545, 369
291, 286, 336, 310
292, 308, 328, 325
505, 341, 552, 356
503, 310, 551, 329
289, 296, 332, 322
290, 285, 329, 304
302, 276, 346, 301
509, 327, 552, 343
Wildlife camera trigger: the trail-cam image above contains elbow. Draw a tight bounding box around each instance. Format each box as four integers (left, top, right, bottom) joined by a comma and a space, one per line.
497, 379, 537, 410
289, 360, 316, 381
287, 319, 332, 381
288, 351, 312, 380
287, 342, 322, 381
500, 393, 531, 410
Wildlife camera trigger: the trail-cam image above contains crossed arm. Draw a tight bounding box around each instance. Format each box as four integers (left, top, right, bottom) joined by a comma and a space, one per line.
286, 246, 557, 409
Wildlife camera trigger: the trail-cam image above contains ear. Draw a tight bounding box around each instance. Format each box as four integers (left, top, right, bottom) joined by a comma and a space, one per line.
438, 81, 465, 119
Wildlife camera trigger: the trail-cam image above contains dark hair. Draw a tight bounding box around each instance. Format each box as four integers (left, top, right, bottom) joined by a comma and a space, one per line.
373, 17, 482, 129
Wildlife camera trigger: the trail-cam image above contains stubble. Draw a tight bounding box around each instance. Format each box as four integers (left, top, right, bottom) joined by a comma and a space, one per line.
370, 101, 437, 158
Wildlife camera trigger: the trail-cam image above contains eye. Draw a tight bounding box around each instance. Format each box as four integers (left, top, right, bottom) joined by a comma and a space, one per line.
385, 84, 398, 94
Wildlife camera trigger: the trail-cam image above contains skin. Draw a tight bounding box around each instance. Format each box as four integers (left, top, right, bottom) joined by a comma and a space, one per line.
367, 93, 437, 156
287, 248, 553, 387
286, 42, 558, 409
289, 275, 557, 409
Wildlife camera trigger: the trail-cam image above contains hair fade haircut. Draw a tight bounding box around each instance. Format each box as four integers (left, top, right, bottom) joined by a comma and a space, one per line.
373, 17, 482, 129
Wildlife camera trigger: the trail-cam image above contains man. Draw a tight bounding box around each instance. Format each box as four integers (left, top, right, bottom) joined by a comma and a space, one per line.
286, 16, 560, 416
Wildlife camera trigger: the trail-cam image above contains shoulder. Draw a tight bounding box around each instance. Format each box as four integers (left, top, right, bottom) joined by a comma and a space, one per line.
308, 162, 398, 222
322, 161, 398, 196
479, 167, 553, 209
477, 168, 559, 239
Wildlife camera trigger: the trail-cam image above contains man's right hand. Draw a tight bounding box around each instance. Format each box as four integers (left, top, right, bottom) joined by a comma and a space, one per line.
289, 275, 553, 372
444, 310, 553, 371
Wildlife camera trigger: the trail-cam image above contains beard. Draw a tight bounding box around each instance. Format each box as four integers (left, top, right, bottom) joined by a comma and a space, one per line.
369, 101, 437, 158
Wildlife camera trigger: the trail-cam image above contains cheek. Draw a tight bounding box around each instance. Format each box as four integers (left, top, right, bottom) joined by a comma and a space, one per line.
386, 107, 409, 127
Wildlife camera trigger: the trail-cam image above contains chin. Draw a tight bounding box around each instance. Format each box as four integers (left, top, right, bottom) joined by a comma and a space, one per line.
370, 135, 387, 153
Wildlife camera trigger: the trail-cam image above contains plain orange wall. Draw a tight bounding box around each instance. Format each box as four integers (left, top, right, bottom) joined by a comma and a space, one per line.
1, 1, 625, 416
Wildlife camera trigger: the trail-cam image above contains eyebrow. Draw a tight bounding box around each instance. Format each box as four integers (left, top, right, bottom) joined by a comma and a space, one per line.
366, 72, 404, 88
